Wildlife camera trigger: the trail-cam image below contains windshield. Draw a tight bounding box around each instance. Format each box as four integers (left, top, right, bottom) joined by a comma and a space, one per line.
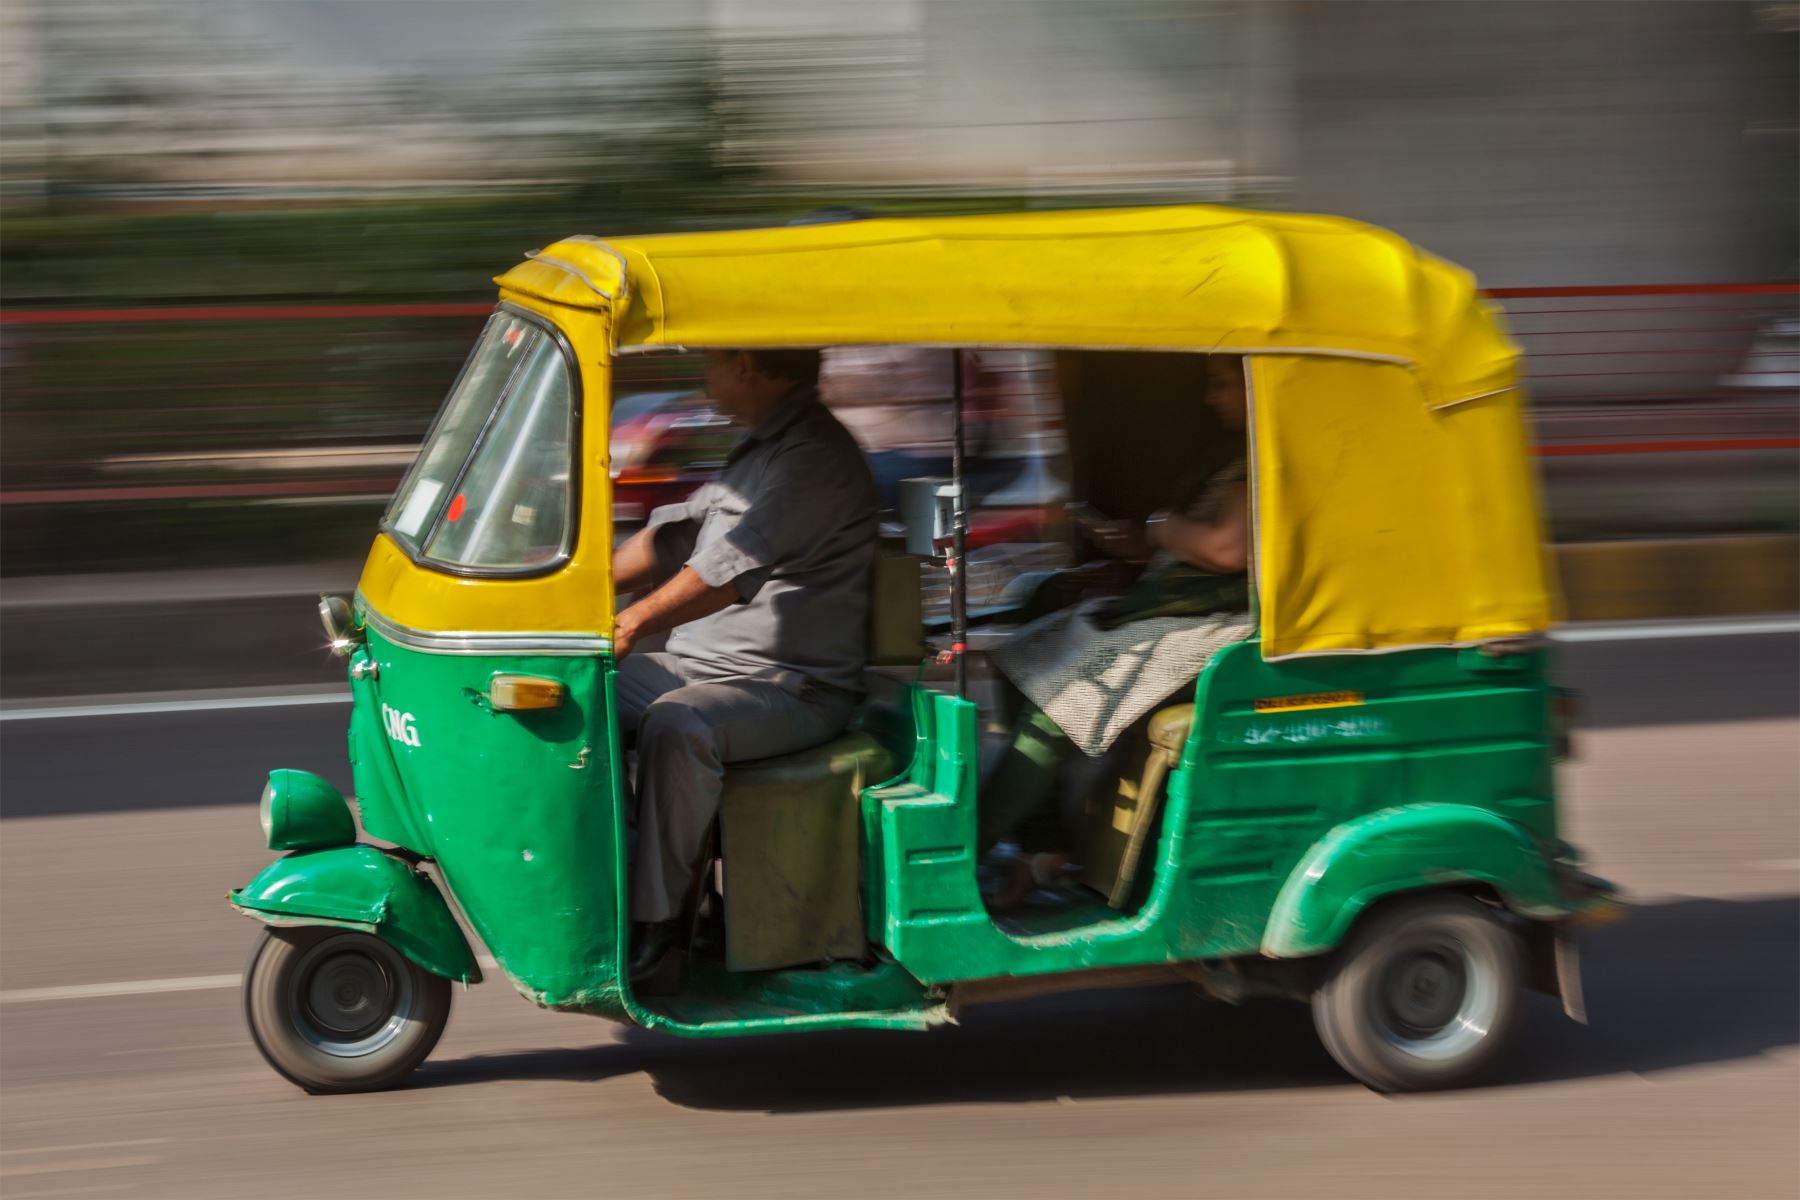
384, 310, 577, 573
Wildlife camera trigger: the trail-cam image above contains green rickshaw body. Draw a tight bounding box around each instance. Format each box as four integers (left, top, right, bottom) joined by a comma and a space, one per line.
234, 625, 1584, 1028
859, 641, 1570, 985
229, 207, 1620, 1093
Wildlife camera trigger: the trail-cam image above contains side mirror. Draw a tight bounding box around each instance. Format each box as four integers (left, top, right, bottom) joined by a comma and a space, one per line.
319, 595, 361, 658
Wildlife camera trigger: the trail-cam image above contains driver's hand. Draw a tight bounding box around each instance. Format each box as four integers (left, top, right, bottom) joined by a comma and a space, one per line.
613, 616, 640, 660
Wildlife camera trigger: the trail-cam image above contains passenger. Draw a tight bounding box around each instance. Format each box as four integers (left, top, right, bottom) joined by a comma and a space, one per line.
982, 355, 1252, 907
610, 348, 879, 979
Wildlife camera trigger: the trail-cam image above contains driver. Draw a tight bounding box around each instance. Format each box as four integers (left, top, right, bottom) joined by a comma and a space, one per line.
610, 348, 878, 981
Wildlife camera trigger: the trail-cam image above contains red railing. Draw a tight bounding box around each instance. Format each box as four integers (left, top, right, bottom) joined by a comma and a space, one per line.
1497, 282, 1797, 460
0, 283, 1793, 506
0, 302, 494, 325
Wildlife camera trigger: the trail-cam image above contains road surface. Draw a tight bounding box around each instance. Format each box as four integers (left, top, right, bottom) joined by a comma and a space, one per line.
1, 629, 1795, 1199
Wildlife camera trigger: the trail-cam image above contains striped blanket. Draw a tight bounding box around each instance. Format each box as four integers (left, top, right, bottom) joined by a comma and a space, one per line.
990, 600, 1253, 756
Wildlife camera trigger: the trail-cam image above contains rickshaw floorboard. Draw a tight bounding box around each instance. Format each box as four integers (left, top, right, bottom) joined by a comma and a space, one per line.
641, 957, 939, 1026
989, 889, 1121, 938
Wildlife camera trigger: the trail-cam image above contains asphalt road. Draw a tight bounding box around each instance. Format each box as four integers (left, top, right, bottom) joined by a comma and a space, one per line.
0, 630, 1796, 1199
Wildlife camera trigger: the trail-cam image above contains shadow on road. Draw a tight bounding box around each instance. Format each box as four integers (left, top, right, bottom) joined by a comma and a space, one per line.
413, 894, 1798, 1110
1496, 893, 1799, 1086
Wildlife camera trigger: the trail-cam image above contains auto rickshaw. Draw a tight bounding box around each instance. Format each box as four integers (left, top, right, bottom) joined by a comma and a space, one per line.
229, 205, 1620, 1095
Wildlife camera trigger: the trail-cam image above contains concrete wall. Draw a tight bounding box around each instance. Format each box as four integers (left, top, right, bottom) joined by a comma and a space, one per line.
1290, 0, 1795, 286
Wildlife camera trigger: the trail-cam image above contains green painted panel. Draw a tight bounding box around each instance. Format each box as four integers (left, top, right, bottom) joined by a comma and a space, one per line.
230, 843, 480, 982
870, 643, 1571, 985
1260, 803, 1565, 957
873, 692, 1195, 984
1186, 641, 1563, 957
362, 628, 627, 1014
346, 649, 432, 853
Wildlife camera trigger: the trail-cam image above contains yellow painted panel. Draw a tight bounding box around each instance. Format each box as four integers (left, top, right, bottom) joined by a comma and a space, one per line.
1251, 356, 1555, 658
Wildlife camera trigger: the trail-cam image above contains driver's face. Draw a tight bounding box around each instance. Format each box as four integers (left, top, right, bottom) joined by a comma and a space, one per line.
1205, 356, 1248, 431
703, 351, 753, 421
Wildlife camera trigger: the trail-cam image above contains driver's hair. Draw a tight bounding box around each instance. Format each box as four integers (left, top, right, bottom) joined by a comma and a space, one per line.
743, 349, 821, 390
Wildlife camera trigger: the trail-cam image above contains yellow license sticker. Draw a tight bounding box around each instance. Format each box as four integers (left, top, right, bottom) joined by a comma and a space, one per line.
1253, 690, 1366, 714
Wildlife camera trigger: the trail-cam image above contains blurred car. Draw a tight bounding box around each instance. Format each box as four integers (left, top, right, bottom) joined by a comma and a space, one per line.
608, 390, 740, 523
1721, 316, 1800, 390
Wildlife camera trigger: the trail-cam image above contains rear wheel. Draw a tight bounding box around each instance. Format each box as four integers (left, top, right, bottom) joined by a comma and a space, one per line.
1311, 893, 1523, 1092
243, 926, 450, 1094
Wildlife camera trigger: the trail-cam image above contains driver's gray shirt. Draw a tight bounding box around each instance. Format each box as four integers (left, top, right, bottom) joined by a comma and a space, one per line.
643, 387, 878, 695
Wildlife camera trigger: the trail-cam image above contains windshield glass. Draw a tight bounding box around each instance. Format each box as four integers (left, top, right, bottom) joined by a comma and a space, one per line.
384, 310, 577, 572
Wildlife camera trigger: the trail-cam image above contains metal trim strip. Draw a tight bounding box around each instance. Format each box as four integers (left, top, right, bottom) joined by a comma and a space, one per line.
615, 340, 1415, 364
522, 252, 618, 302
357, 595, 610, 656
559, 236, 632, 302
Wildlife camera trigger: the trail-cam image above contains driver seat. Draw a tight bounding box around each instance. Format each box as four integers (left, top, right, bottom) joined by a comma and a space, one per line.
712, 546, 914, 972
718, 732, 893, 972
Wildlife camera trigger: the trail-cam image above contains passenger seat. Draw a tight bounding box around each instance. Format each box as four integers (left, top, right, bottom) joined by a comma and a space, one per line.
1080, 704, 1194, 908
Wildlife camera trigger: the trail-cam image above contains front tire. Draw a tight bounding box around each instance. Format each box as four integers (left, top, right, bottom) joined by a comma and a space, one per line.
1311, 893, 1523, 1092
243, 927, 451, 1094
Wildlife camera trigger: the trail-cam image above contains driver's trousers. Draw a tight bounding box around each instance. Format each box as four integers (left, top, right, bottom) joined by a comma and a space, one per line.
616, 652, 858, 923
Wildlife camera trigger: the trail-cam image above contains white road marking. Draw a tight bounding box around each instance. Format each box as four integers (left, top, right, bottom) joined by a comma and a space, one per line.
0, 1142, 167, 1158
1749, 858, 1800, 871
0, 1155, 158, 1179
104, 1042, 242, 1058
3, 956, 501, 1005
0, 692, 350, 723
1553, 616, 1800, 643
5, 1184, 139, 1198
0, 975, 240, 1005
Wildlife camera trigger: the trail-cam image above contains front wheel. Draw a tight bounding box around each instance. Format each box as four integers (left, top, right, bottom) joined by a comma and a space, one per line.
1311, 893, 1523, 1092
243, 926, 451, 1094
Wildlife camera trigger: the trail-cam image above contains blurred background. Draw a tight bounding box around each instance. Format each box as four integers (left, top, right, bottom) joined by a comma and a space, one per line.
0, 5, 1796, 1196
2, 1, 1795, 659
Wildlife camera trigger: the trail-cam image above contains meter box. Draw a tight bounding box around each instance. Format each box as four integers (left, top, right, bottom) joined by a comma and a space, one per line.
899, 477, 957, 558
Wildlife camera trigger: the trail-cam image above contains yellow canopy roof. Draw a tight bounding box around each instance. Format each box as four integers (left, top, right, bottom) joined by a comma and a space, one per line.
495, 205, 1519, 409
484, 205, 1554, 657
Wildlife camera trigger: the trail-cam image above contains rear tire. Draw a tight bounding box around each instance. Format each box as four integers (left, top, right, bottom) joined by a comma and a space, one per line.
1311, 893, 1523, 1092
243, 926, 451, 1094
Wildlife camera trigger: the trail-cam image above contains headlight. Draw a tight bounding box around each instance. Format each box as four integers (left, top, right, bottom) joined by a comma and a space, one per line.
261, 769, 355, 851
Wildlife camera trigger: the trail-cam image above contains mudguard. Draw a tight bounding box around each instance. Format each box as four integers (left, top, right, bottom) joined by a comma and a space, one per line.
1260, 803, 1564, 958
229, 844, 481, 983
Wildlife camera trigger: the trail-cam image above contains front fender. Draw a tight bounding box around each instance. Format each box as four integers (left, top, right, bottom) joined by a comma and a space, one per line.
229, 844, 481, 983
1260, 804, 1563, 959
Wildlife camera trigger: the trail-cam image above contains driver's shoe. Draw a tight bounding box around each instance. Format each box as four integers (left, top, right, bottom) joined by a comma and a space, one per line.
629, 919, 681, 982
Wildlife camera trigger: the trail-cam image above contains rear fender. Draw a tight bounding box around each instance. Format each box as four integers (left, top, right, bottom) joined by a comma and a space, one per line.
1260, 803, 1563, 959
229, 844, 481, 983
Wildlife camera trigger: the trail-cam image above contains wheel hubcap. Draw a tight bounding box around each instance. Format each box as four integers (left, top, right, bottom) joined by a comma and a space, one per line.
287, 934, 415, 1058
1382, 949, 1467, 1038
1371, 928, 1495, 1063
306, 953, 392, 1038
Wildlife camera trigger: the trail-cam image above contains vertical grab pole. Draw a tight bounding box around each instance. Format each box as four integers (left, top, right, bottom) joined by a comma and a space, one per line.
949, 351, 969, 698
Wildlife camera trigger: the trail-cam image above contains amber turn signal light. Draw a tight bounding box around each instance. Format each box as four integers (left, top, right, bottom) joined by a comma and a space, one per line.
488, 674, 566, 711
